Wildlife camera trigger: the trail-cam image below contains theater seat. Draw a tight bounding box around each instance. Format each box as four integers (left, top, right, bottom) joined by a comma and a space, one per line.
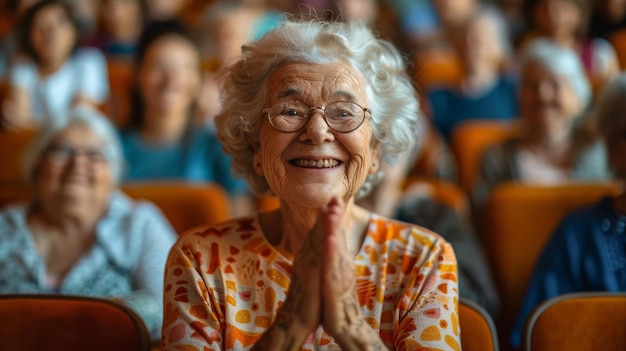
0, 128, 38, 184
483, 182, 621, 349
522, 292, 626, 351
121, 182, 232, 234
460, 298, 499, 351
0, 294, 151, 351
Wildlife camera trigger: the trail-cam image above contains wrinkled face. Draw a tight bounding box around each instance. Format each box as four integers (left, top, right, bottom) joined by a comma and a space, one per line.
254, 62, 380, 208
534, 0, 581, 37
519, 61, 582, 131
137, 34, 200, 117
34, 124, 114, 209
30, 4, 76, 66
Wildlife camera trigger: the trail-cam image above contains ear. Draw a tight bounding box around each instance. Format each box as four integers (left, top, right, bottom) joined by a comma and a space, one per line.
252, 147, 264, 176
369, 140, 381, 174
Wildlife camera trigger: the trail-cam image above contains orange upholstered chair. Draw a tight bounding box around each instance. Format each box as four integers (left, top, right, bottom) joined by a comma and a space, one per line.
105, 58, 134, 127
414, 49, 463, 91
121, 182, 231, 234
522, 292, 626, 351
483, 182, 621, 348
450, 119, 520, 193
460, 298, 500, 351
0, 294, 151, 351
0, 128, 38, 184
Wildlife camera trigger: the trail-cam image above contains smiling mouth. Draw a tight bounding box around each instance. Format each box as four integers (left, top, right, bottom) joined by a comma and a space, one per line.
291, 159, 341, 168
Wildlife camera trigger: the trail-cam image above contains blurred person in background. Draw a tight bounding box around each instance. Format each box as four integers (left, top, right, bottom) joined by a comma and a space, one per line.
589, 0, 626, 40
119, 21, 253, 216
1, 0, 109, 130
0, 105, 176, 341
522, 0, 620, 89
87, 0, 145, 58
472, 39, 611, 223
427, 8, 518, 141
0, 0, 39, 80
144, 0, 188, 22
509, 73, 626, 348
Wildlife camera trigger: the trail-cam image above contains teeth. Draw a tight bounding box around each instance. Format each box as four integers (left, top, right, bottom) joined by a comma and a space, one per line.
294, 159, 339, 168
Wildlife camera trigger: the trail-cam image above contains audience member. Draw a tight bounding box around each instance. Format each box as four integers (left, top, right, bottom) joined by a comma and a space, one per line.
589, 0, 626, 40
119, 21, 252, 216
144, 0, 188, 22
509, 73, 626, 348
1, 0, 109, 130
0, 105, 176, 341
522, 0, 620, 87
427, 8, 518, 141
88, 0, 144, 58
472, 40, 611, 223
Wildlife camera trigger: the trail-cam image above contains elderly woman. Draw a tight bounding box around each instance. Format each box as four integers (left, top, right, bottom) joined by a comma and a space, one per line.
1, 0, 109, 129
472, 39, 611, 218
0, 106, 177, 341
509, 73, 626, 348
162, 19, 460, 350
428, 8, 519, 140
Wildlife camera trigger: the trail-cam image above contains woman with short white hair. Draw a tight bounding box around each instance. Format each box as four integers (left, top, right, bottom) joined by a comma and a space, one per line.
472, 39, 611, 218
0, 106, 176, 341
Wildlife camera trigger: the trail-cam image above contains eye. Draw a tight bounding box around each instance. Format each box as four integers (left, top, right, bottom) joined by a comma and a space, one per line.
281, 106, 307, 118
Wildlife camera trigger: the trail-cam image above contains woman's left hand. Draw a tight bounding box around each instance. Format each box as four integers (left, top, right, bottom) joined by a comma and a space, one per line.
320, 198, 389, 351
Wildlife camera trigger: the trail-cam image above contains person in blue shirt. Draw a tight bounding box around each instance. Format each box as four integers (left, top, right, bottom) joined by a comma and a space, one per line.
119, 20, 253, 216
427, 8, 519, 140
509, 74, 626, 348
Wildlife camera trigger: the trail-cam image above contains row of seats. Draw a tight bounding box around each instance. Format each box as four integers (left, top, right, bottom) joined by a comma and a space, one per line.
2, 292, 624, 351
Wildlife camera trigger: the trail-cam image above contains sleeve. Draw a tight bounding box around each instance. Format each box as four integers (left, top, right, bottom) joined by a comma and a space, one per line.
396, 237, 461, 350
591, 38, 619, 76
8, 60, 35, 91
124, 203, 177, 340
75, 48, 110, 104
508, 219, 583, 348
162, 235, 225, 350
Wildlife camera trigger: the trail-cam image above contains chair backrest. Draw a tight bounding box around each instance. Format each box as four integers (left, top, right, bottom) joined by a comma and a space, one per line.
483, 182, 622, 346
450, 119, 520, 193
0, 294, 151, 351
121, 182, 232, 234
0, 129, 37, 184
413, 49, 463, 91
460, 298, 499, 351
522, 292, 626, 351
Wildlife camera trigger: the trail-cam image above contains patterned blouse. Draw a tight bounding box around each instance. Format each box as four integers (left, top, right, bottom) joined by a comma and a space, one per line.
0, 191, 177, 340
162, 214, 460, 350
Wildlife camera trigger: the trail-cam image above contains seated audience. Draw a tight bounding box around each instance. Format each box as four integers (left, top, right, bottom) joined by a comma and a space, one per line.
162, 18, 459, 350
427, 8, 518, 140
0, 105, 176, 340
522, 0, 620, 87
119, 21, 252, 216
473, 40, 611, 218
88, 0, 144, 58
509, 73, 626, 348
1, 0, 109, 130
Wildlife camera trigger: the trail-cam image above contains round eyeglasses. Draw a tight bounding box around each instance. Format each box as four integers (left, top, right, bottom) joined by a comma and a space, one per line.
263, 100, 371, 133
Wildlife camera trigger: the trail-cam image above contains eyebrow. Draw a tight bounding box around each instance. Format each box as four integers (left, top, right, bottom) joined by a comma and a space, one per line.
275, 89, 359, 103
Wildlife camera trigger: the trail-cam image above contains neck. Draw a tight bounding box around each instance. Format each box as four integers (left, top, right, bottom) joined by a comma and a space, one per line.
38, 58, 66, 77
550, 34, 577, 49
461, 64, 498, 94
140, 109, 188, 144
522, 125, 572, 162
264, 198, 370, 259
31, 199, 105, 236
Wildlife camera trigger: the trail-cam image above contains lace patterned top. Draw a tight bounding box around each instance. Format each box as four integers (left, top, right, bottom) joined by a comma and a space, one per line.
162, 213, 460, 350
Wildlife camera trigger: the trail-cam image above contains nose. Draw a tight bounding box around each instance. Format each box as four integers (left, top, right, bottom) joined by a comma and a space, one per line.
537, 81, 556, 102
299, 109, 335, 144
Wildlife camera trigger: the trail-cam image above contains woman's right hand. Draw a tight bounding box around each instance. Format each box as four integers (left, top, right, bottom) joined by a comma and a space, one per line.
1, 88, 32, 131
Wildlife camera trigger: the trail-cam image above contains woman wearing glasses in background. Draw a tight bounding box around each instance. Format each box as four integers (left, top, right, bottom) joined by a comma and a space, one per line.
162, 18, 460, 350
0, 106, 176, 342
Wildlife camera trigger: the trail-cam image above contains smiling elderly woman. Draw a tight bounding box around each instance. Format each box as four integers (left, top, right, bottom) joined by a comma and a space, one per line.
162, 18, 460, 351
0, 106, 176, 341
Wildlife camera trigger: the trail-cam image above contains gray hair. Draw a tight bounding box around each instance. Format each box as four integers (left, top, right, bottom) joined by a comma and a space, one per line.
22, 105, 124, 183
521, 39, 592, 108
215, 18, 422, 196
595, 74, 626, 153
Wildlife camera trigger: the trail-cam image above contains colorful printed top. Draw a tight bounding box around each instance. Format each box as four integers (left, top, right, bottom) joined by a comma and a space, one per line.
162, 214, 460, 350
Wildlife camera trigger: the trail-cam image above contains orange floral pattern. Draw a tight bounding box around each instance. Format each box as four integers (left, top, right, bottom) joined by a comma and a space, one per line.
162, 214, 460, 350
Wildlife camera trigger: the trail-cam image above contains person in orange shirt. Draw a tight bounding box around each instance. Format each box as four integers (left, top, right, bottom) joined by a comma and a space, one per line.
162, 17, 460, 351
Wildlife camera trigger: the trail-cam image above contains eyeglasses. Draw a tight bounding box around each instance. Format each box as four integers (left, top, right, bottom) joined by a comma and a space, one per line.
263, 100, 371, 133
44, 144, 113, 164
